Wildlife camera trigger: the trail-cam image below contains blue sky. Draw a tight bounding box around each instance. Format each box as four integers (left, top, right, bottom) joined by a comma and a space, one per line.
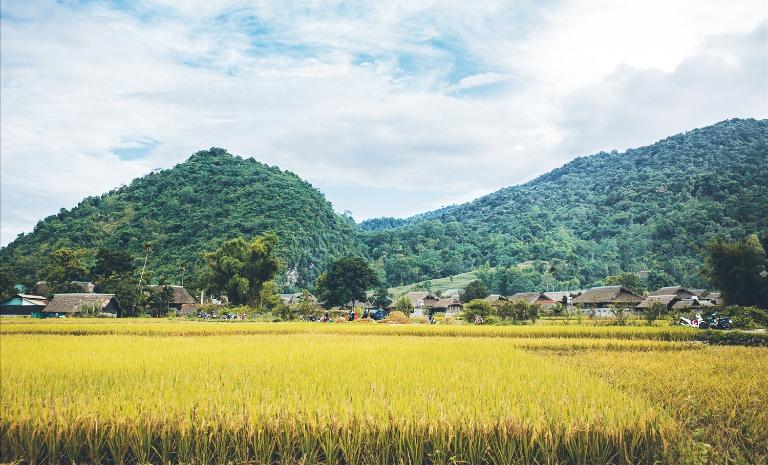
1, 0, 766, 245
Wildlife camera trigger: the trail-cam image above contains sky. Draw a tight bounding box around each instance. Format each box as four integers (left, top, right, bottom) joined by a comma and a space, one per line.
1, 0, 766, 246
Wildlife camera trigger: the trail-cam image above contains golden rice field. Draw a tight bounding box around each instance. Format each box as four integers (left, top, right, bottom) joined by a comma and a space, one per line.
0, 319, 766, 465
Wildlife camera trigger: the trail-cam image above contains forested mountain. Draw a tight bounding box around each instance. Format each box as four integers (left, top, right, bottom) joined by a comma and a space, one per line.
2, 119, 766, 293
363, 118, 768, 289
1, 148, 361, 289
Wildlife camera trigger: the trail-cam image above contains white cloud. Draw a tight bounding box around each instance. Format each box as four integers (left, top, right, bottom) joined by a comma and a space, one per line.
1, 0, 766, 245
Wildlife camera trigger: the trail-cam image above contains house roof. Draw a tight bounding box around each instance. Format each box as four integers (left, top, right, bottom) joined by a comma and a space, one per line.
689, 289, 710, 298
649, 286, 695, 297
432, 298, 463, 310
148, 285, 196, 304
44, 293, 119, 314
636, 294, 679, 308
0, 294, 48, 307
571, 286, 644, 305
404, 291, 439, 306
510, 292, 555, 303
671, 298, 715, 310
543, 291, 574, 302
485, 294, 507, 302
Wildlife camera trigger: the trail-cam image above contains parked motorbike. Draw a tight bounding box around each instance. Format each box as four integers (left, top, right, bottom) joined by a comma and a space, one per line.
704, 313, 732, 330
679, 312, 732, 330
679, 313, 708, 329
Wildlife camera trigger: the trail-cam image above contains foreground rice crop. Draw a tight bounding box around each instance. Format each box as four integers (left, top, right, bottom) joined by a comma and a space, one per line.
548, 347, 768, 465
1, 333, 678, 465
1, 321, 765, 464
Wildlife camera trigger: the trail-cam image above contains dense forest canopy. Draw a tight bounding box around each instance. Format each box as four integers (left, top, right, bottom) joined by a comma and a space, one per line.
362, 118, 768, 289
1, 148, 361, 289
1, 119, 766, 293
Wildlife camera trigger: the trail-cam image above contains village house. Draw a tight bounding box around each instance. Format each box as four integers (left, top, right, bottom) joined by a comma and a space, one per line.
485, 294, 508, 304
431, 297, 464, 316
690, 289, 724, 305
43, 293, 120, 318
147, 285, 196, 312
0, 294, 49, 317
671, 298, 715, 312
635, 294, 680, 312
649, 286, 696, 299
278, 292, 318, 306
543, 291, 577, 306
510, 292, 557, 307
572, 286, 644, 317
402, 291, 439, 317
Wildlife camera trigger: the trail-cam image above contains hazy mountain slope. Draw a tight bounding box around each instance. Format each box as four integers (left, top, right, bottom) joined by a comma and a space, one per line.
363, 118, 768, 288
1, 148, 361, 288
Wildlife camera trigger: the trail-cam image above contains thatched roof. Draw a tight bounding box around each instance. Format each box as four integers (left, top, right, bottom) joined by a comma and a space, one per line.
649, 286, 695, 298
510, 292, 555, 304
485, 294, 507, 302
44, 293, 119, 314
572, 286, 643, 305
671, 298, 715, 310
636, 294, 679, 309
432, 297, 463, 311
404, 291, 439, 308
543, 291, 573, 303
148, 285, 196, 304
280, 293, 318, 306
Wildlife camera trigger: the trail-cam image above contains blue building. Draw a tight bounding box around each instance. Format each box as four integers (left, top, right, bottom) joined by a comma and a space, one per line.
0, 294, 49, 317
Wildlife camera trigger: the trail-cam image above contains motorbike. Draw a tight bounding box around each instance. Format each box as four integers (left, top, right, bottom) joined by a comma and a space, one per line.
703, 312, 732, 330
679, 313, 708, 329
679, 312, 732, 330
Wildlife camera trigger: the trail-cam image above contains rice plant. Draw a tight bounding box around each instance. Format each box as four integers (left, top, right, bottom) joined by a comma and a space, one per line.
1, 333, 680, 464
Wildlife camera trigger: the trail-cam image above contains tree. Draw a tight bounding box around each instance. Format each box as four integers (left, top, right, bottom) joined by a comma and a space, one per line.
371, 286, 392, 309
41, 247, 89, 295
260, 280, 284, 310
461, 280, 489, 303
642, 270, 675, 292
292, 289, 317, 319
463, 299, 492, 323
644, 301, 668, 325
499, 300, 540, 323
0, 265, 18, 300
96, 273, 141, 317
705, 235, 768, 308
610, 304, 629, 326
92, 248, 136, 280
315, 256, 379, 308
148, 281, 174, 316
604, 272, 645, 295
393, 295, 414, 314
203, 233, 281, 306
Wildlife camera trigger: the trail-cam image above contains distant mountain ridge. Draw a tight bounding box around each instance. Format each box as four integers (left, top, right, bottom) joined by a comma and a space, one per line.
362, 118, 768, 288
2, 119, 766, 291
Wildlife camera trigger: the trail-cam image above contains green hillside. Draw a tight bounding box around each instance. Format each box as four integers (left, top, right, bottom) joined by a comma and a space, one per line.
364, 118, 768, 289
1, 148, 361, 289
2, 119, 766, 294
